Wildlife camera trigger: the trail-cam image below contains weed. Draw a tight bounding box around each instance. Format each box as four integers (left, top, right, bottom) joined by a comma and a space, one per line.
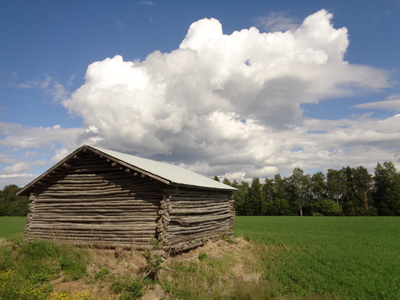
111, 280, 126, 294
162, 282, 171, 293
95, 266, 110, 280
140, 236, 163, 282
244, 235, 251, 242
148, 237, 160, 250
198, 252, 208, 260
224, 238, 238, 244
60, 254, 74, 269
0, 244, 13, 271
120, 280, 144, 300
141, 249, 163, 282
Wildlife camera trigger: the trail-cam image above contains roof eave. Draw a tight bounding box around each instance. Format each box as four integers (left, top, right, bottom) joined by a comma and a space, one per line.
169, 182, 238, 192
86, 145, 171, 185
17, 145, 237, 195
16, 146, 86, 196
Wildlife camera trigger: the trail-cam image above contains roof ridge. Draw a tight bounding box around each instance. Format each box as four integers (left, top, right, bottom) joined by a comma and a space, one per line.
17, 145, 237, 195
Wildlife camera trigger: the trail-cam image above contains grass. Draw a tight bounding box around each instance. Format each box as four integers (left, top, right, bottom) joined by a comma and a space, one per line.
160, 239, 278, 300
234, 216, 400, 299
0, 238, 91, 299
0, 216, 26, 240
2, 216, 400, 299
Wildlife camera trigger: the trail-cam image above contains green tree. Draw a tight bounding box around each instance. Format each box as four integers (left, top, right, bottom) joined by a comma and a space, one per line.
306, 172, 327, 215
288, 168, 310, 216
316, 199, 343, 216
262, 178, 274, 215
269, 174, 292, 216
326, 169, 345, 205
373, 162, 400, 216
268, 198, 292, 216
222, 178, 231, 186
353, 166, 375, 215
310, 172, 326, 202
272, 174, 287, 201
0, 185, 29, 216
233, 181, 249, 216
246, 177, 263, 215
341, 166, 374, 216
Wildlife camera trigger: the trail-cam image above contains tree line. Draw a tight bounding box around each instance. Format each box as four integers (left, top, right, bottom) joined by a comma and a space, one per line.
0, 185, 29, 216
216, 161, 400, 216
2, 161, 400, 217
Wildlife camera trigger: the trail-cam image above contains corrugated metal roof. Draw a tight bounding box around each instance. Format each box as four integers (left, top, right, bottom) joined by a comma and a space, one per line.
90, 146, 237, 191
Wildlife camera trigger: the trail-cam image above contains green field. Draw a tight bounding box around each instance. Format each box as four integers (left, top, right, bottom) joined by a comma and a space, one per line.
234, 216, 400, 299
1, 216, 399, 299
0, 217, 26, 240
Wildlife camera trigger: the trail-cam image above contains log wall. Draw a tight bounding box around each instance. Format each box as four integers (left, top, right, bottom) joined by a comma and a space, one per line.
24, 147, 235, 252
26, 150, 164, 249
159, 188, 234, 252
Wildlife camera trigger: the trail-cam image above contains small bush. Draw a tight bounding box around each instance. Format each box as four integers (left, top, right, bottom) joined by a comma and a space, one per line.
20, 239, 56, 259
141, 250, 163, 281
120, 280, 144, 300
148, 237, 161, 250
60, 254, 74, 269
198, 253, 208, 260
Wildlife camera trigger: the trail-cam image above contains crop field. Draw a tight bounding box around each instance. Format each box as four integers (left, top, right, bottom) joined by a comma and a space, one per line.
0, 217, 26, 240
2, 216, 399, 299
234, 216, 400, 299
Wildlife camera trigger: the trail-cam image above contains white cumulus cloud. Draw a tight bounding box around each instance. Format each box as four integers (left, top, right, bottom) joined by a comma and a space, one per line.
57, 10, 397, 179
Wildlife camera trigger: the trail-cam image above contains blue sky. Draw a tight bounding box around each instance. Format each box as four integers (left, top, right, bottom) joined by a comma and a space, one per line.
1, 0, 400, 188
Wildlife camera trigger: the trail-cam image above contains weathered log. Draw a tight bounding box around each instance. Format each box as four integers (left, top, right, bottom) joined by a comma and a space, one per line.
38, 190, 134, 197
34, 200, 159, 207
34, 197, 160, 203
171, 206, 229, 215
170, 201, 229, 208
29, 223, 157, 230
34, 207, 157, 212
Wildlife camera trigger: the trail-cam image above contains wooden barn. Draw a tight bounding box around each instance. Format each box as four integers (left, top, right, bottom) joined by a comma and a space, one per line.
17, 145, 236, 253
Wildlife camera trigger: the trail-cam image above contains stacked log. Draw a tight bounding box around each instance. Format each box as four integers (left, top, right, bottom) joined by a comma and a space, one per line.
229, 196, 235, 234
24, 147, 236, 252
26, 150, 163, 250
25, 193, 36, 234
161, 188, 234, 252
156, 192, 171, 247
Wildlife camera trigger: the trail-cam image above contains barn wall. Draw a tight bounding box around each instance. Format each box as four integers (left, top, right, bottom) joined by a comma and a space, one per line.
159, 187, 234, 252
25, 150, 164, 249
